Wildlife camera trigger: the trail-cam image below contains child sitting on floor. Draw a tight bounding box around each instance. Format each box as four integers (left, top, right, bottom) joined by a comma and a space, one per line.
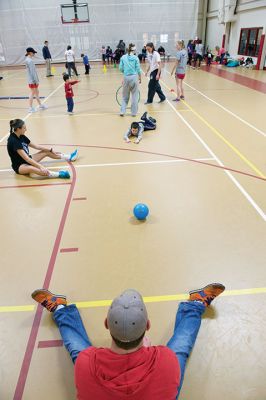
124, 112, 156, 144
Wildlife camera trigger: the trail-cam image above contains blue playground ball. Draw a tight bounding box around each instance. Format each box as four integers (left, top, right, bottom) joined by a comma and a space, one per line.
133, 203, 149, 220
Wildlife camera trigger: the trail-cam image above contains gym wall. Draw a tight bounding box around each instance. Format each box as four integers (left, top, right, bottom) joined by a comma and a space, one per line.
205, 0, 266, 67
0, 0, 204, 66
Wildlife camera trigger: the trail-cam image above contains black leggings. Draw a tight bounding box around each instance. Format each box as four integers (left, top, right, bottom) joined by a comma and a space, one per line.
147, 69, 166, 103
67, 62, 78, 77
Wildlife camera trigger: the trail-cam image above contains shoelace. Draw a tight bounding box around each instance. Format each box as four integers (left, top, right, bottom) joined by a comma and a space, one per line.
41, 299, 57, 312
205, 296, 215, 305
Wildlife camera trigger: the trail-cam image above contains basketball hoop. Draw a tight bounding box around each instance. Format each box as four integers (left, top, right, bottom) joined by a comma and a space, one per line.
61, 3, 89, 24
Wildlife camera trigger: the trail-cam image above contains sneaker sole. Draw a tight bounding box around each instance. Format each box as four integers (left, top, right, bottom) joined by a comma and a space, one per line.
70, 151, 78, 161
189, 283, 225, 295
31, 289, 67, 301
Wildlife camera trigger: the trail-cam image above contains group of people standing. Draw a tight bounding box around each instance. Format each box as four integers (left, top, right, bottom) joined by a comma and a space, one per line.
119, 40, 189, 116
119, 42, 167, 117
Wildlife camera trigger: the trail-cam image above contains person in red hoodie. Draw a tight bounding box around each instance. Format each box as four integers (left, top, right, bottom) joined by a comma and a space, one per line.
32, 283, 225, 399
63, 73, 80, 115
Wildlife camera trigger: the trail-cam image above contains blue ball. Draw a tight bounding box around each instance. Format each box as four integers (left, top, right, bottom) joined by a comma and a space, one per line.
133, 203, 149, 220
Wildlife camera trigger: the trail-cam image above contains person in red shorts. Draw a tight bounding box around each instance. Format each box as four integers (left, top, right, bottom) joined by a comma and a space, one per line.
63, 73, 80, 115
31, 283, 225, 399
25, 47, 47, 113
171, 40, 188, 102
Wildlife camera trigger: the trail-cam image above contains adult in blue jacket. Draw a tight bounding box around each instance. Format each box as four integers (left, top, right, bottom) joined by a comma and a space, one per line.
42, 41, 53, 77
119, 43, 141, 117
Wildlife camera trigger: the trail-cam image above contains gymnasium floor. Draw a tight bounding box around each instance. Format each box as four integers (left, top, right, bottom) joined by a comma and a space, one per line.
0, 61, 265, 400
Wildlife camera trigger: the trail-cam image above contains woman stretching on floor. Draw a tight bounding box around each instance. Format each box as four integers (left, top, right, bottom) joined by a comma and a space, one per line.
7, 119, 78, 179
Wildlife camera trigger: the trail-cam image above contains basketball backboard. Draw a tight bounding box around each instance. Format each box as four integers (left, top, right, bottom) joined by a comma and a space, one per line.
61, 2, 89, 24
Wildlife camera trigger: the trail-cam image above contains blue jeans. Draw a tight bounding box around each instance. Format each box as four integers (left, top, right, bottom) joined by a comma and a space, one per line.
66, 97, 74, 112
167, 301, 206, 398
54, 301, 205, 396
53, 305, 91, 363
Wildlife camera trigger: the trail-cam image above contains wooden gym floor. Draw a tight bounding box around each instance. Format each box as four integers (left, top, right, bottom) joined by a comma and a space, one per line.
0, 61, 265, 400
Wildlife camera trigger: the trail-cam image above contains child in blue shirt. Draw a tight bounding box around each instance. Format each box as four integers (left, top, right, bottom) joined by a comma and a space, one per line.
81, 53, 90, 75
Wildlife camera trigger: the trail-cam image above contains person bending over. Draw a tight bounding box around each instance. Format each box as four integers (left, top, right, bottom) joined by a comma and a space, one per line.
7, 119, 78, 179
124, 112, 156, 144
31, 283, 225, 399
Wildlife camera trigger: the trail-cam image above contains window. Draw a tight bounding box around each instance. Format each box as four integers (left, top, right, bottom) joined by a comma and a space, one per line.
0, 43, 5, 62
238, 27, 263, 56
160, 34, 168, 43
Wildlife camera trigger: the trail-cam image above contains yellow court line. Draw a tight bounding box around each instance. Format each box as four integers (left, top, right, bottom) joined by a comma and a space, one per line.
160, 79, 266, 179
0, 305, 35, 312
1, 287, 266, 313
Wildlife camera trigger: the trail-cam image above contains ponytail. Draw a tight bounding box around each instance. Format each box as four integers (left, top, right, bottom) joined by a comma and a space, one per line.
177, 40, 185, 49
127, 43, 136, 55
10, 119, 24, 135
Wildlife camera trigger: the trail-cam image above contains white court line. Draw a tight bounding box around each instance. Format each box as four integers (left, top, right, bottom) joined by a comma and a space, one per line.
0, 158, 215, 173
164, 69, 266, 138
162, 93, 266, 222
73, 157, 215, 169
0, 81, 65, 144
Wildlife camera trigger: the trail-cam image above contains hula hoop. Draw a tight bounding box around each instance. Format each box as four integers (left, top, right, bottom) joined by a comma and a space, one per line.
116, 85, 141, 107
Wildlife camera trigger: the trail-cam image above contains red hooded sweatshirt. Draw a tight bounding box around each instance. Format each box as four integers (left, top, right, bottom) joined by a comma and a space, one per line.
75, 345, 180, 399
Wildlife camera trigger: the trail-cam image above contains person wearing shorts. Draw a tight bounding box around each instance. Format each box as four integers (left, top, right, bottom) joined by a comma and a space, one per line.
171, 40, 188, 101
7, 119, 78, 179
25, 47, 47, 113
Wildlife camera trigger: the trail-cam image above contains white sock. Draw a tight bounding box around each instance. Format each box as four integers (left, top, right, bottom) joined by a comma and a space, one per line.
55, 304, 65, 313
60, 153, 70, 161
48, 170, 60, 178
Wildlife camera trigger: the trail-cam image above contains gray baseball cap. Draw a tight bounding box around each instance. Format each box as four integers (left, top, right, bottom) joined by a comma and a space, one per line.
107, 289, 148, 343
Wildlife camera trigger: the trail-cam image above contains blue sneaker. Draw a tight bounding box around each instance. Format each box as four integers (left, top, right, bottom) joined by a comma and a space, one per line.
59, 170, 70, 179
69, 149, 78, 162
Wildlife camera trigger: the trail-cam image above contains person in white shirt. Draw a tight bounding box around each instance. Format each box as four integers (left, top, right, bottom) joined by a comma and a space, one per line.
145, 42, 166, 104
65, 45, 79, 77
193, 40, 204, 69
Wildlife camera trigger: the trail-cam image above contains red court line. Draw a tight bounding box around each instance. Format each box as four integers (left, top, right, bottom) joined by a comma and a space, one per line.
13, 162, 76, 400
1, 144, 265, 182
73, 197, 87, 201
38, 340, 63, 348
0, 182, 70, 190
202, 65, 266, 94
41, 144, 266, 182
60, 247, 79, 253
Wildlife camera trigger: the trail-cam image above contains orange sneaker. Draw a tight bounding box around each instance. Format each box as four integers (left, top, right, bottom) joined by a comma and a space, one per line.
31, 289, 67, 312
189, 283, 225, 307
